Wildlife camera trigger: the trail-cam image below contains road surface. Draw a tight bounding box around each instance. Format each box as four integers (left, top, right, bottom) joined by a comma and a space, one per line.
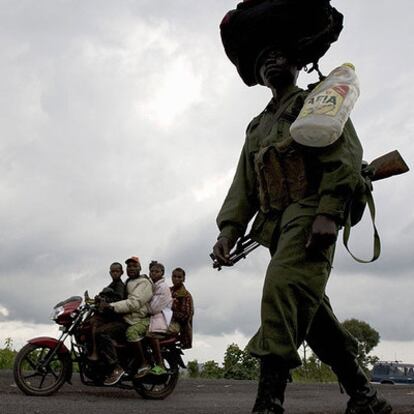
1, 370, 413, 413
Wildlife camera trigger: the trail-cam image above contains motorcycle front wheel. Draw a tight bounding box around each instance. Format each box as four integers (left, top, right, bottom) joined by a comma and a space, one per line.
134, 356, 179, 400
13, 343, 71, 396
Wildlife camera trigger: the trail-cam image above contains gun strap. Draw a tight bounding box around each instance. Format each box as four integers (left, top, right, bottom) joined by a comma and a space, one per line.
342, 188, 381, 263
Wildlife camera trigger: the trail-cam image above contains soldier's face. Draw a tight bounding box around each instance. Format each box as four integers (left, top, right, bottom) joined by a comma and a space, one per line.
258, 49, 298, 90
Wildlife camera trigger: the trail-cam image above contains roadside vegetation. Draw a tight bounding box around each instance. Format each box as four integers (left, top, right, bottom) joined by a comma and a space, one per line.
186, 318, 380, 382
1, 318, 380, 381
0, 338, 17, 370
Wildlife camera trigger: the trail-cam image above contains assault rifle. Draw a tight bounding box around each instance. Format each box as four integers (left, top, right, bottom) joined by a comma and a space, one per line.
362, 150, 409, 182
210, 150, 409, 270
210, 235, 260, 271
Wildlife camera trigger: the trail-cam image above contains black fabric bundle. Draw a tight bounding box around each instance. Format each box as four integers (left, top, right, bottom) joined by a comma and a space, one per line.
220, 0, 343, 86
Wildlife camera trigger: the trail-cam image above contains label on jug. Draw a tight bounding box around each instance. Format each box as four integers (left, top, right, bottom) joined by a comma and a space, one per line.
298, 85, 349, 118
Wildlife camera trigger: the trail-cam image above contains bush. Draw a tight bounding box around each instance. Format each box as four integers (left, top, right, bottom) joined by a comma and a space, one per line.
292, 354, 337, 383
187, 359, 200, 378
223, 343, 259, 380
0, 338, 17, 370
200, 360, 224, 379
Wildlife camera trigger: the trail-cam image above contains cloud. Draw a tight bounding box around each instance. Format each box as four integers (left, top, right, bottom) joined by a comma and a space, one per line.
327, 272, 414, 342
0, 321, 57, 350
0, 305, 9, 318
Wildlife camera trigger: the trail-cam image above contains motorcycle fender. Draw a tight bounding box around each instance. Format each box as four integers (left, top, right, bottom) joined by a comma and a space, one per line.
177, 354, 186, 369
28, 337, 73, 384
173, 348, 187, 369
164, 346, 186, 369
28, 337, 70, 354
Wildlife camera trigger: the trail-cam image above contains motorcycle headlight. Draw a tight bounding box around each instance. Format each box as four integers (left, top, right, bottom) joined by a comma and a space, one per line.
50, 306, 64, 321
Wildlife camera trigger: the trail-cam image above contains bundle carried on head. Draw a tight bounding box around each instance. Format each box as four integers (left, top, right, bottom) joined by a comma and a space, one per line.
220, 0, 343, 86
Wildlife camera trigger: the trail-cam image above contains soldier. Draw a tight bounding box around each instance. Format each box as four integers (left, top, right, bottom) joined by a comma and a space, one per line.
212, 1, 392, 413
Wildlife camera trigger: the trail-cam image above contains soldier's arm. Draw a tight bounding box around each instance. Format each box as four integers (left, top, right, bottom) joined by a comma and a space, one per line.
315, 119, 363, 224
216, 140, 259, 245
214, 138, 259, 264
305, 119, 363, 250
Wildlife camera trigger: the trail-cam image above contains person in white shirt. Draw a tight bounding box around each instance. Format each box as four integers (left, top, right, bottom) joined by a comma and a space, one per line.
146, 261, 173, 375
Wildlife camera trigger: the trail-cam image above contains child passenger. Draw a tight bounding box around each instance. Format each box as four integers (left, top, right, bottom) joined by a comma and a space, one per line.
169, 267, 194, 349
146, 261, 173, 375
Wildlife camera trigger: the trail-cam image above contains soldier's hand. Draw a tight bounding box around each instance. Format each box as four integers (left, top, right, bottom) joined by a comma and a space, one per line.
306, 214, 338, 251
213, 237, 235, 266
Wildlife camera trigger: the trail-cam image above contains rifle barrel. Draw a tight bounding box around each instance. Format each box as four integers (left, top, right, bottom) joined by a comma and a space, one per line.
230, 242, 260, 265
210, 238, 260, 270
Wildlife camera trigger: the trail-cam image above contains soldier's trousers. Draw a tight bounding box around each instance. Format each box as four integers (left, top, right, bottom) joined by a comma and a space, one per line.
246, 211, 358, 369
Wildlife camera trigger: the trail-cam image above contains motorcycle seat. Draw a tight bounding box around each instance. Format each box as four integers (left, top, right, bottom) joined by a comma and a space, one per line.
113, 340, 127, 349
159, 335, 179, 346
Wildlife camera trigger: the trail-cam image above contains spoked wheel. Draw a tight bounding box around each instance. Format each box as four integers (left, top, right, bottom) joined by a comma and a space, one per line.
134, 357, 179, 400
13, 343, 71, 396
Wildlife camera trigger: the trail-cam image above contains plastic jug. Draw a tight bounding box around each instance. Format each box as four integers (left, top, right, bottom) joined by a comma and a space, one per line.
290, 63, 360, 147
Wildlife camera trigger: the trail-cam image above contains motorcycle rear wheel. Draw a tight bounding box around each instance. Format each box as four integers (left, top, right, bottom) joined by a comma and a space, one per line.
13, 343, 71, 396
134, 357, 179, 400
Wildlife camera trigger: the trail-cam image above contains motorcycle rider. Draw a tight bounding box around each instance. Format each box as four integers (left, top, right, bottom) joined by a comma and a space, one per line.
87, 262, 126, 361
97, 262, 126, 303
99, 256, 153, 385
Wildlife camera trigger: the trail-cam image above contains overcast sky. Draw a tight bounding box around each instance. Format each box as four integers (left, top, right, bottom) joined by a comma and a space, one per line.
0, 0, 413, 365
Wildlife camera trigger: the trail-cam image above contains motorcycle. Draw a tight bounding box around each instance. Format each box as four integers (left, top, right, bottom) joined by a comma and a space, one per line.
13, 294, 185, 399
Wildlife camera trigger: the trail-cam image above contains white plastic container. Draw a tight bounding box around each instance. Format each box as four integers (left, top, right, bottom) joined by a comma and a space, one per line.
290, 63, 360, 147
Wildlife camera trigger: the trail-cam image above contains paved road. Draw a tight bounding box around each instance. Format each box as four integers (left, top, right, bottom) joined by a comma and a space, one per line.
1, 370, 413, 414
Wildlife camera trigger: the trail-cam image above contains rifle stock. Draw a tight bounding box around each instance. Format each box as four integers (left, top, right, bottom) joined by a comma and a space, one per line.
367, 150, 409, 182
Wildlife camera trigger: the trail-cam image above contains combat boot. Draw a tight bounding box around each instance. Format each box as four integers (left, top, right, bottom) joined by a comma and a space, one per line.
345, 393, 392, 414
251, 356, 288, 414
333, 359, 392, 414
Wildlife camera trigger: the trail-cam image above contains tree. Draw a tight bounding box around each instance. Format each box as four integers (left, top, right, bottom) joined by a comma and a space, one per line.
0, 338, 16, 370
300, 341, 310, 368
187, 359, 200, 378
342, 318, 380, 370
293, 353, 336, 383
200, 360, 224, 379
223, 343, 259, 380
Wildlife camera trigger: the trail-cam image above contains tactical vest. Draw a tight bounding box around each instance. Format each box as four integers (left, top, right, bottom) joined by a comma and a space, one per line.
251, 90, 320, 214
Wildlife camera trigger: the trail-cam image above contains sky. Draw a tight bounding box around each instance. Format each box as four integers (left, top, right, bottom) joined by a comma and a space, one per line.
0, 0, 413, 367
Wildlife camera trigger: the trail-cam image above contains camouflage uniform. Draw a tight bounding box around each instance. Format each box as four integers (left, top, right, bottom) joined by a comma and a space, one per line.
216, 84, 362, 369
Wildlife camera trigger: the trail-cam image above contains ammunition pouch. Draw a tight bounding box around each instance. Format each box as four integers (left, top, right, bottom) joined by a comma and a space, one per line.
347, 177, 370, 227
254, 139, 312, 213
